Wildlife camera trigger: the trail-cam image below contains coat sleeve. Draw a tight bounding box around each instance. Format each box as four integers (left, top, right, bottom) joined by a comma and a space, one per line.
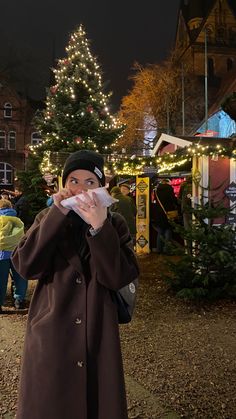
11, 205, 70, 280
87, 213, 139, 290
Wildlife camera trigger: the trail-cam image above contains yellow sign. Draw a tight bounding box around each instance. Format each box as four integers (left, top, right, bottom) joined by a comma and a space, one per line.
136, 177, 150, 254
58, 175, 63, 190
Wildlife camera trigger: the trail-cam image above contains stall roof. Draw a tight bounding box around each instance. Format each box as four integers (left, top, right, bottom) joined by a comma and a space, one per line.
151, 133, 236, 156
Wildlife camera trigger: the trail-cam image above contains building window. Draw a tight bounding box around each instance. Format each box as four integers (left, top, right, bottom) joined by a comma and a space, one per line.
229, 27, 236, 44
0, 130, 6, 149
205, 25, 213, 44
227, 58, 234, 71
208, 58, 215, 78
4, 103, 12, 118
216, 27, 225, 44
31, 132, 42, 145
8, 131, 16, 150
0, 162, 13, 185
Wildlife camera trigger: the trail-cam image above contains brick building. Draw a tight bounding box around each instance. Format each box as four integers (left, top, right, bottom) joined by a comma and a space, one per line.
175, 0, 236, 134
176, 0, 236, 81
0, 78, 43, 190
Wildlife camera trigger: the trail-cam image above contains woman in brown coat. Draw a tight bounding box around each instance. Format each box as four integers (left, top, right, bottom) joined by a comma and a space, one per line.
12, 150, 139, 419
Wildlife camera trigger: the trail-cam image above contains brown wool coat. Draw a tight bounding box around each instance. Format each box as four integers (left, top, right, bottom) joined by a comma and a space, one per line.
12, 205, 139, 419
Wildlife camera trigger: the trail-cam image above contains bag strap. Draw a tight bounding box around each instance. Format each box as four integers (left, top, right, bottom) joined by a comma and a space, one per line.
155, 190, 167, 216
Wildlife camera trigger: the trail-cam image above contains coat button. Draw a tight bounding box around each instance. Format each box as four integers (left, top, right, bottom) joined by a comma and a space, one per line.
76, 277, 82, 284
77, 361, 84, 367
75, 318, 82, 324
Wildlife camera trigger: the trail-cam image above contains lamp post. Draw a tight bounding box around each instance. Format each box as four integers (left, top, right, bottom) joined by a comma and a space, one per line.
204, 28, 208, 131
181, 63, 185, 136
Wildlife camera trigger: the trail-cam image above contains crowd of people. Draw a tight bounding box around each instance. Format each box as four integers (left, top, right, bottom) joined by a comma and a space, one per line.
0, 174, 192, 313
0, 178, 138, 314
0, 187, 29, 226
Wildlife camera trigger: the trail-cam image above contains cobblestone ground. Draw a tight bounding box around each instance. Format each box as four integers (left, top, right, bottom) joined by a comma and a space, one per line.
1, 253, 236, 418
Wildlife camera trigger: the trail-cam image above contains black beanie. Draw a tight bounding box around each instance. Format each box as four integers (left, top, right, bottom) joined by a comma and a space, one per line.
62, 150, 105, 187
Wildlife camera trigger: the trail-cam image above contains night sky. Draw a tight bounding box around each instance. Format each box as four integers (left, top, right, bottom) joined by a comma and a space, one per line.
0, 0, 180, 111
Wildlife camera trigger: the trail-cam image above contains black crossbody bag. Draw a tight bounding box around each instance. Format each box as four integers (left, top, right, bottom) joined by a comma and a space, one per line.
111, 278, 139, 324
110, 213, 139, 324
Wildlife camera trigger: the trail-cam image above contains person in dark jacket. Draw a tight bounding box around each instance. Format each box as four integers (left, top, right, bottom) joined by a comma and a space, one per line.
152, 179, 178, 254
12, 187, 32, 229
11, 150, 139, 419
110, 186, 137, 246
178, 176, 192, 253
178, 176, 192, 230
120, 183, 132, 197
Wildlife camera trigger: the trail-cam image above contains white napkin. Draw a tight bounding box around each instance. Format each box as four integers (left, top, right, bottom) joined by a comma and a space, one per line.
60, 187, 118, 219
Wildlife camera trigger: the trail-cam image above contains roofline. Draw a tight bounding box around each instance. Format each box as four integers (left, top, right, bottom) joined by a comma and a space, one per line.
151, 133, 192, 156
227, 0, 236, 18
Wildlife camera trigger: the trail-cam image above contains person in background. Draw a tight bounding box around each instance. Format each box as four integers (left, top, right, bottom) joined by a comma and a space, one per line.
120, 182, 136, 204
152, 179, 178, 254
110, 186, 137, 246
120, 183, 131, 197
178, 176, 192, 230
12, 186, 32, 229
0, 199, 27, 312
12, 150, 139, 419
178, 175, 192, 253
0, 191, 10, 200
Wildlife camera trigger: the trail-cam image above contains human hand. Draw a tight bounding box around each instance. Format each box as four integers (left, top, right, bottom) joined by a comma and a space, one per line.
74, 191, 107, 229
53, 188, 73, 215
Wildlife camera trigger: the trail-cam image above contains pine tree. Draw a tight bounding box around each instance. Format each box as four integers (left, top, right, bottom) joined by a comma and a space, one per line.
17, 24, 123, 222
164, 182, 236, 301
34, 24, 123, 175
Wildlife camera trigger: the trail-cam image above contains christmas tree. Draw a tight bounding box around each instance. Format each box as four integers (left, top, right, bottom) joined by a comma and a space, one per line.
18, 24, 123, 223
34, 23, 123, 175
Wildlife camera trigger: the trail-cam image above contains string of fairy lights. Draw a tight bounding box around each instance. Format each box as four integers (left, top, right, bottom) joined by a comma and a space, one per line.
29, 25, 236, 178
104, 143, 236, 175
36, 141, 236, 177
31, 24, 122, 163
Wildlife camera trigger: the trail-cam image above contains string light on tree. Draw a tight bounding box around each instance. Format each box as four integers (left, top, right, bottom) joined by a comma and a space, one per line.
32, 23, 124, 174
74, 137, 83, 145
